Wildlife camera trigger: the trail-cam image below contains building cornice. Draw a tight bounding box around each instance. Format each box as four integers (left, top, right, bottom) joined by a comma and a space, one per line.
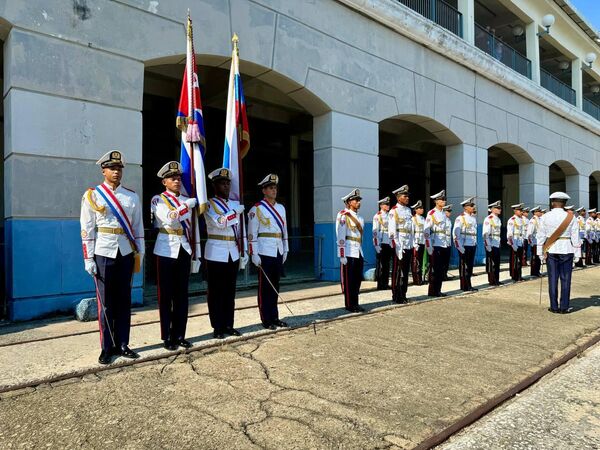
337, 0, 600, 138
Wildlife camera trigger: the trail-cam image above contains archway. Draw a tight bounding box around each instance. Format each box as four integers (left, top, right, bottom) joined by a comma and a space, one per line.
549, 160, 578, 194
590, 171, 600, 208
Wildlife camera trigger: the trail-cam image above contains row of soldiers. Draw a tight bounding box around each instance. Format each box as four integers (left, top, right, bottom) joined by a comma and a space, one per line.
81, 151, 290, 364
336, 185, 587, 314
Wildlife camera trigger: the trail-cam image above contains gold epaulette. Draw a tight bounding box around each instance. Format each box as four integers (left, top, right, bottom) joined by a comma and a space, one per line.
86, 189, 105, 214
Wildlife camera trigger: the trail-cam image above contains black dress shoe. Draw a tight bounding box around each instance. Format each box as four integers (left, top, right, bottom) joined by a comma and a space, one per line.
559, 308, 572, 314
438, 292, 447, 297
469, 287, 478, 292
225, 327, 241, 336
120, 345, 140, 359
98, 350, 112, 365
213, 330, 226, 339
354, 306, 365, 312
163, 340, 177, 351
548, 308, 560, 314
263, 323, 277, 330
177, 339, 193, 349
273, 320, 288, 328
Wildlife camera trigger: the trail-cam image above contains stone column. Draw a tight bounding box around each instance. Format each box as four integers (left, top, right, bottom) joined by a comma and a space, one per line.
526, 22, 541, 84
566, 174, 589, 208
3, 29, 144, 320
457, 0, 475, 45
313, 112, 378, 280
571, 57, 583, 108
519, 162, 549, 208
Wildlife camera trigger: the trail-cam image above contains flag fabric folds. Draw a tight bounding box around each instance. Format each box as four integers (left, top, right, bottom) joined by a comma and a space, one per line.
222, 34, 250, 202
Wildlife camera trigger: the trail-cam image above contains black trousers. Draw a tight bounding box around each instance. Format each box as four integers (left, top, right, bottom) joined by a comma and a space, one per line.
458, 245, 476, 291
206, 258, 239, 332
411, 244, 425, 285
486, 247, 500, 285
341, 256, 363, 309
594, 242, 600, 264
94, 251, 134, 352
443, 245, 451, 280
156, 248, 191, 342
509, 246, 523, 281
428, 246, 448, 296
530, 245, 541, 276
258, 253, 283, 325
522, 241, 529, 266
375, 244, 393, 290
392, 249, 412, 302
584, 240, 593, 265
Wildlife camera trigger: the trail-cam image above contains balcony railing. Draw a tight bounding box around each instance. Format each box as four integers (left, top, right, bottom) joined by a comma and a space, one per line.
540, 68, 576, 105
397, 0, 463, 37
583, 97, 600, 121
474, 23, 532, 79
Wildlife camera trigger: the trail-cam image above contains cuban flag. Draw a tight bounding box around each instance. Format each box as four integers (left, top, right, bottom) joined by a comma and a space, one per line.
177, 14, 208, 213
223, 34, 250, 201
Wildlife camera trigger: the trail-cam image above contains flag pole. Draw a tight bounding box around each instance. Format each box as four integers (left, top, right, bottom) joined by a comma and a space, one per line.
233, 33, 246, 258
186, 11, 199, 260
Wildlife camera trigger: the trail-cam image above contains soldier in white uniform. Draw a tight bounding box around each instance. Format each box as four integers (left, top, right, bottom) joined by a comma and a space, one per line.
453, 197, 478, 292
424, 190, 449, 297
594, 211, 600, 264
248, 174, 289, 330
151, 161, 200, 350
537, 192, 581, 313
442, 204, 454, 281
525, 206, 543, 277
575, 207, 587, 267
80, 150, 144, 365
388, 185, 415, 304
336, 189, 365, 312
507, 203, 526, 282
373, 197, 392, 290
585, 209, 596, 265
483, 201, 502, 286
521, 207, 530, 267
204, 168, 248, 339
411, 200, 426, 286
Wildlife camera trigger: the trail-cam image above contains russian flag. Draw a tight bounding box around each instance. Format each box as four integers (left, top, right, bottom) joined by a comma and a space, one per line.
223, 34, 250, 201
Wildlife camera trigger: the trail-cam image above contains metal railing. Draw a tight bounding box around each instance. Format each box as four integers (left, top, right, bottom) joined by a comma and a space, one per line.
143, 235, 322, 300
474, 23, 532, 79
540, 68, 576, 105
583, 97, 600, 121
397, 0, 463, 37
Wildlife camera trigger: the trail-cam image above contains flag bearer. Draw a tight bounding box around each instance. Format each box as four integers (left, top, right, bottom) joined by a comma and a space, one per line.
204, 168, 248, 339
537, 192, 581, 314
248, 174, 289, 330
411, 200, 426, 286
525, 206, 543, 277
424, 190, 449, 297
337, 189, 365, 312
80, 150, 145, 365
507, 203, 526, 281
483, 201, 502, 286
453, 197, 478, 292
151, 161, 200, 351
373, 197, 392, 290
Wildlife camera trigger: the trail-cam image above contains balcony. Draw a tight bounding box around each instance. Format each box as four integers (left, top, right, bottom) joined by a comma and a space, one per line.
397, 0, 463, 37
540, 68, 576, 106
474, 23, 532, 79
583, 98, 600, 121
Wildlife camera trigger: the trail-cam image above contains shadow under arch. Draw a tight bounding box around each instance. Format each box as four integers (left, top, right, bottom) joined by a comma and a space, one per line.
489, 143, 534, 165
589, 170, 600, 207
385, 114, 464, 146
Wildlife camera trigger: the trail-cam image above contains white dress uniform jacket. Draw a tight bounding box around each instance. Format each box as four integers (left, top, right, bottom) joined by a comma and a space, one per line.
248, 201, 289, 257
507, 215, 525, 249
204, 197, 247, 262
595, 218, 600, 242
482, 214, 502, 249
424, 208, 449, 249
452, 212, 477, 252
412, 214, 426, 245
388, 205, 415, 253
536, 209, 581, 257
442, 215, 453, 248
80, 183, 145, 259
585, 217, 595, 243
576, 215, 587, 241
336, 208, 364, 258
151, 191, 193, 258
526, 216, 541, 245
372, 211, 390, 246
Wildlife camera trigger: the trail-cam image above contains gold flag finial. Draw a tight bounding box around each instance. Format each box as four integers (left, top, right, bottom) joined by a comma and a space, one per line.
232, 33, 239, 56
186, 10, 192, 37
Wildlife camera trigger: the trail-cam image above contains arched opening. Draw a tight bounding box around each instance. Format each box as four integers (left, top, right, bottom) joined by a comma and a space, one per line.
487, 144, 525, 212
142, 56, 325, 298
549, 160, 578, 194
378, 115, 461, 206
590, 172, 600, 208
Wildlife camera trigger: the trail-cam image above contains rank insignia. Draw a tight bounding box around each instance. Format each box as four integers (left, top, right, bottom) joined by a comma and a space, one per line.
169, 211, 178, 220
81, 230, 88, 238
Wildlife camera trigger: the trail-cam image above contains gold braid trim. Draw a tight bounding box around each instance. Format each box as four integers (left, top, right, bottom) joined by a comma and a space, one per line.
256, 206, 271, 227
86, 189, 105, 214
160, 194, 176, 210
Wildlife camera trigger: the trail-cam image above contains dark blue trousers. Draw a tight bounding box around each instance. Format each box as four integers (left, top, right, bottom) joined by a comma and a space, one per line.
156, 248, 191, 342
206, 258, 238, 332
94, 251, 134, 352
258, 253, 283, 325
486, 247, 500, 285
547, 253, 574, 311
428, 246, 448, 296
458, 245, 476, 291
392, 249, 412, 302
341, 256, 363, 309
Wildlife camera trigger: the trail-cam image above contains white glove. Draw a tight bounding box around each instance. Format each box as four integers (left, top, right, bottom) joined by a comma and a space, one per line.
485, 245, 491, 253
458, 246, 465, 255
84, 258, 97, 276
426, 245, 433, 256
574, 257, 580, 264
395, 246, 403, 260
252, 254, 262, 267
375, 245, 381, 254
239, 254, 249, 270
539, 254, 546, 264
340, 257, 348, 266
512, 244, 518, 252
184, 198, 197, 209
282, 252, 288, 264
190, 259, 201, 274
234, 204, 245, 214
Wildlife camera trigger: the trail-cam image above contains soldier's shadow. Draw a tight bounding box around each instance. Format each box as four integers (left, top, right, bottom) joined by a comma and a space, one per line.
568, 295, 600, 312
